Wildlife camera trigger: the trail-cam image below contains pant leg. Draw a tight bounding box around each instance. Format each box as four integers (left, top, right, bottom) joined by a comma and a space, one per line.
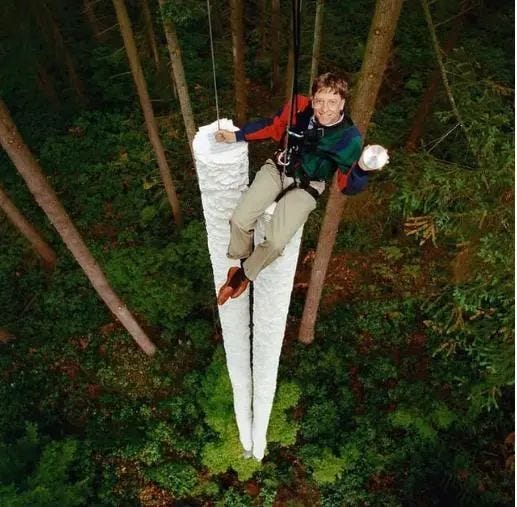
242, 187, 317, 280
227, 160, 282, 260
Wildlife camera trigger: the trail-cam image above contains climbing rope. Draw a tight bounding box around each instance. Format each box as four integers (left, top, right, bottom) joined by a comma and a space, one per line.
287, 0, 302, 134
276, 0, 303, 173
206, 0, 220, 129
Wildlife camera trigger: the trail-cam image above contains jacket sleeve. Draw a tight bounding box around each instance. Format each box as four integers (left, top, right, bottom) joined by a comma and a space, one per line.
235, 95, 310, 143
340, 164, 369, 195
333, 133, 368, 196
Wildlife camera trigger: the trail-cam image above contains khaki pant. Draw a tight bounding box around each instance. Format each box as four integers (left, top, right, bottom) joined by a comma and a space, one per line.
227, 160, 323, 280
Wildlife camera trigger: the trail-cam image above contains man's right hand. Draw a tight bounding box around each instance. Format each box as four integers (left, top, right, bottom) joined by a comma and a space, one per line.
215, 129, 237, 143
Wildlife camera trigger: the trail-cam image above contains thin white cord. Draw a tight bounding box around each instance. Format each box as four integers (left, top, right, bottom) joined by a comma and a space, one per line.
425, 121, 461, 153
206, 0, 220, 129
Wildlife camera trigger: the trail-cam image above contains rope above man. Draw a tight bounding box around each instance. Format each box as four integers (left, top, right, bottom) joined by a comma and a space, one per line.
214, 72, 375, 306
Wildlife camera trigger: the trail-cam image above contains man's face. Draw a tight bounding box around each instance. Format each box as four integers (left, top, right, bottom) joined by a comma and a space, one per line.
312, 88, 345, 126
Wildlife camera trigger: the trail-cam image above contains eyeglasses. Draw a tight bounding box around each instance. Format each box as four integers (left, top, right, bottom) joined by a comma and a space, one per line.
312, 98, 341, 109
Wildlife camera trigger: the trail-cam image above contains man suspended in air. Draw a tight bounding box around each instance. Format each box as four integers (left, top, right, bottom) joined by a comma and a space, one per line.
214, 72, 379, 305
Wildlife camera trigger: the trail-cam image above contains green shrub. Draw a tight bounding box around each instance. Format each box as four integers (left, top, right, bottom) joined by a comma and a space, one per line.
0, 424, 91, 506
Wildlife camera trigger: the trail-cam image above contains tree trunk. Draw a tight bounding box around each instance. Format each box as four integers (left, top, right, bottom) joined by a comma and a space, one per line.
0, 184, 57, 270
0, 329, 16, 345
309, 0, 324, 91
139, 0, 162, 73
83, 0, 105, 42
229, 0, 247, 125
405, 1, 466, 152
257, 0, 268, 58
158, 0, 196, 156
36, 63, 61, 111
0, 99, 156, 356
298, 0, 404, 344
39, 1, 88, 106
112, 0, 183, 227
271, 0, 281, 94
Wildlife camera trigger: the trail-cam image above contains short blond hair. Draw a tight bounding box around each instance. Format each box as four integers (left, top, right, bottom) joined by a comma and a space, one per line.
311, 72, 348, 99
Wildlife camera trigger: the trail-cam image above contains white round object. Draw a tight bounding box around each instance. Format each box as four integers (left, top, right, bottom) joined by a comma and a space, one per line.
358, 144, 389, 171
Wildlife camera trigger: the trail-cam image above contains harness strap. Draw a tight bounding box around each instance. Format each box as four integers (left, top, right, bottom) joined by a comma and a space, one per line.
273, 170, 320, 203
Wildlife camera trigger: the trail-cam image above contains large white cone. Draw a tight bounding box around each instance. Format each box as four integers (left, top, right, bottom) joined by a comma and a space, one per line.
252, 217, 303, 460
193, 120, 303, 460
193, 119, 252, 451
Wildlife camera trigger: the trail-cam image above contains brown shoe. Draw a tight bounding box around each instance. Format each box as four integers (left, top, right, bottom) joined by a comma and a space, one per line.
231, 273, 250, 300
217, 267, 249, 306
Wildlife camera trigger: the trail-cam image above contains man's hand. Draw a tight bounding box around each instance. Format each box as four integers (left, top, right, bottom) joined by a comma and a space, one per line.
214, 129, 237, 143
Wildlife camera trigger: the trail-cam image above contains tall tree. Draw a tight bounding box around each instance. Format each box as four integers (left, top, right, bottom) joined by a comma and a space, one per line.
82, 0, 106, 42
0, 184, 57, 270
36, 1, 88, 106
298, 0, 404, 343
112, 0, 182, 227
405, 0, 468, 152
139, 0, 162, 73
309, 0, 324, 90
158, 0, 196, 156
229, 0, 247, 125
0, 99, 157, 356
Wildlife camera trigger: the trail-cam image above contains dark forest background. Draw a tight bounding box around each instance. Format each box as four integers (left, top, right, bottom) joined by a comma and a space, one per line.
0, 0, 514, 505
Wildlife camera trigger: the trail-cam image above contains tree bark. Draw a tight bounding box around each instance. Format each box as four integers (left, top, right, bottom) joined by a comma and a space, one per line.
309, 0, 324, 91
298, 0, 404, 344
405, 1, 466, 152
0, 184, 57, 270
229, 0, 247, 125
38, 1, 88, 106
158, 0, 196, 156
139, 0, 162, 73
271, 0, 281, 94
112, 0, 182, 227
0, 99, 156, 356
83, 0, 105, 42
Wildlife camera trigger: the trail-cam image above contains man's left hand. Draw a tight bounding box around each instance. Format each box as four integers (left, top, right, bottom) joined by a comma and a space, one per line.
215, 130, 237, 143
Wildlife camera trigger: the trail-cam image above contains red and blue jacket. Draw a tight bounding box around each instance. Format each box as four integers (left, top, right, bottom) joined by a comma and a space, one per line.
235, 95, 368, 195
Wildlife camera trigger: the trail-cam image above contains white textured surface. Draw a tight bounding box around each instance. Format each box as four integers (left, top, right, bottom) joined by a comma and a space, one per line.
194, 120, 302, 460
193, 120, 252, 451
359, 144, 389, 170
252, 220, 303, 460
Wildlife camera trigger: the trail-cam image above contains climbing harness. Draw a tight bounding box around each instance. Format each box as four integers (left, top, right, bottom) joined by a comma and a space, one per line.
277, 0, 304, 174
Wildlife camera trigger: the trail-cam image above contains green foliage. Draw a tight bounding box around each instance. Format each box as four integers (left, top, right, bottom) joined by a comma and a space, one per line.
0, 424, 91, 506
304, 448, 349, 485
199, 347, 262, 480
199, 347, 301, 480
384, 45, 514, 415
267, 382, 301, 446
0, 0, 513, 505
101, 221, 212, 337
144, 462, 198, 497
216, 487, 253, 507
